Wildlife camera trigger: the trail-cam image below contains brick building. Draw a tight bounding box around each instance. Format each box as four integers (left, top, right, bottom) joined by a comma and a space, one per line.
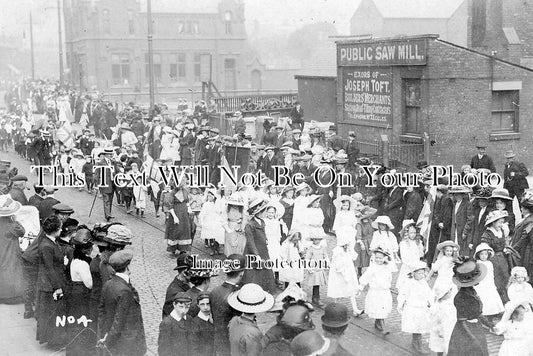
63, 0, 275, 94
335, 34, 533, 171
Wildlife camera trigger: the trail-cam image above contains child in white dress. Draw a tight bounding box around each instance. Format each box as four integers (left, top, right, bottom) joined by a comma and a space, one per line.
327, 235, 363, 316
427, 241, 459, 296
507, 267, 533, 310
332, 195, 358, 261
358, 247, 393, 333
429, 284, 456, 356
397, 261, 433, 354
473, 243, 505, 320
131, 163, 148, 217
264, 202, 287, 286
493, 300, 533, 356
291, 183, 311, 235
279, 231, 304, 288
370, 216, 399, 273
305, 236, 328, 307
396, 220, 425, 292
302, 195, 325, 249
198, 189, 225, 256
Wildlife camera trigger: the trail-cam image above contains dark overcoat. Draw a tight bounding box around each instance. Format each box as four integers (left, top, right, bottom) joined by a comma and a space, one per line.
210, 281, 240, 356
242, 217, 276, 293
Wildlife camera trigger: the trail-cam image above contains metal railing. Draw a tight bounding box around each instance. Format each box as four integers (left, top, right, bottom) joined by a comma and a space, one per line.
214, 93, 298, 113
388, 143, 425, 170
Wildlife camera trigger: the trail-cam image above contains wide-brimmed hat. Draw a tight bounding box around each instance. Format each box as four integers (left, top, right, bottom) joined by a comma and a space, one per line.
269, 282, 307, 312
359, 206, 377, 220
452, 257, 487, 287
436, 240, 459, 252
371, 215, 394, 230
504, 150, 516, 158
449, 186, 472, 194
371, 247, 390, 258
226, 195, 245, 207
474, 242, 494, 259
489, 188, 513, 201
485, 209, 508, 226
500, 299, 531, 323
333, 195, 357, 211
307, 194, 322, 208
265, 201, 285, 219
248, 198, 269, 216
472, 186, 493, 199
408, 261, 429, 277
104, 224, 133, 245
0, 195, 22, 216
401, 219, 417, 231
321, 302, 349, 328
227, 283, 274, 313
174, 252, 193, 271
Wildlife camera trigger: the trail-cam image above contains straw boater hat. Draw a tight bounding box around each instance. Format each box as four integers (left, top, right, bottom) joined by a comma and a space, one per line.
371, 215, 394, 230
436, 240, 459, 252
307, 194, 322, 208
504, 150, 516, 158
333, 195, 357, 211
452, 257, 487, 287
248, 198, 269, 216
265, 200, 285, 220
485, 209, 508, 226
227, 283, 274, 313
0, 195, 22, 216
474, 242, 494, 259
489, 188, 513, 201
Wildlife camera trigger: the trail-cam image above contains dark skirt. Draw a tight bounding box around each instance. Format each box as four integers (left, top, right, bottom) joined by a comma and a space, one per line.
166, 202, 192, 253
447, 320, 489, 356
36, 290, 67, 346
242, 261, 276, 294
492, 252, 510, 303
66, 282, 95, 355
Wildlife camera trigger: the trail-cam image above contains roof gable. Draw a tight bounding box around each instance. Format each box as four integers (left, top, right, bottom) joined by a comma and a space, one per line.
367, 0, 465, 19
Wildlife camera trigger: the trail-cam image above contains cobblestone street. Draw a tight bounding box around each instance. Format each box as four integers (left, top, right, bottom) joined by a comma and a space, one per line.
1, 149, 505, 355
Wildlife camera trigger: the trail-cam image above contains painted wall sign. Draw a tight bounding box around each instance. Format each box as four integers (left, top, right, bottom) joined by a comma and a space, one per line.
341, 67, 392, 127
338, 39, 427, 66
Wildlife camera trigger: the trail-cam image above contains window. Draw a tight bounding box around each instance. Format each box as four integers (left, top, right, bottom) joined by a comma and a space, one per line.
194, 54, 201, 82
169, 54, 187, 82
102, 9, 111, 35
128, 10, 135, 35
224, 58, 236, 90
111, 54, 130, 85
178, 21, 199, 35
145, 54, 161, 80
403, 79, 422, 134
491, 91, 519, 132
224, 11, 232, 34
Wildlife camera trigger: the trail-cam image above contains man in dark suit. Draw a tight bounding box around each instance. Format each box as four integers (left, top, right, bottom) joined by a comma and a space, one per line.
37, 186, 60, 223
162, 253, 193, 319
345, 131, 359, 170
94, 148, 118, 221
97, 250, 147, 356
503, 150, 530, 201
261, 146, 280, 180
210, 254, 244, 356
9, 175, 29, 205
427, 185, 453, 265
289, 102, 304, 131
384, 184, 405, 238
191, 292, 215, 356
316, 158, 336, 233
469, 192, 491, 255
326, 125, 345, 152
28, 183, 44, 207
470, 145, 496, 172
450, 187, 474, 256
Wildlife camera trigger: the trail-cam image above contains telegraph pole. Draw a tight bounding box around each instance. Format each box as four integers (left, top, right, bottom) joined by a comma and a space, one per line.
29, 12, 35, 80
57, 0, 64, 85
147, 0, 155, 112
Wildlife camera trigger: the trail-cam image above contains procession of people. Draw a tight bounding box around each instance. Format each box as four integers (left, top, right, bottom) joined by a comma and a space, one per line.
2, 78, 533, 356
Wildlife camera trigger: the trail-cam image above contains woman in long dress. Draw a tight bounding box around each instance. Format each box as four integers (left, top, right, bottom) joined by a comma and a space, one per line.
223, 196, 246, 256
166, 181, 192, 254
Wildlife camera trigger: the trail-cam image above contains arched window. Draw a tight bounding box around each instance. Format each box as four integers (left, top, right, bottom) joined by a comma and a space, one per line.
224, 11, 232, 34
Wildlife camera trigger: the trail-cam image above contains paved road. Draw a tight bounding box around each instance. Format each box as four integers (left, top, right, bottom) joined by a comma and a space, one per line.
0, 149, 505, 356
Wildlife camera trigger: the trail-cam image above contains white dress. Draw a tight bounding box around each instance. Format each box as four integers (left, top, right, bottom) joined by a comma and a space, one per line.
359, 263, 393, 319
199, 201, 225, 244
302, 207, 326, 249
396, 239, 425, 291
133, 184, 148, 209
264, 218, 283, 271
279, 240, 304, 283
494, 314, 533, 356
431, 256, 457, 295
332, 210, 358, 260
397, 278, 433, 333
508, 282, 533, 309
474, 260, 504, 315
429, 298, 456, 353
291, 196, 308, 234
370, 230, 399, 272
327, 246, 359, 298
159, 133, 175, 161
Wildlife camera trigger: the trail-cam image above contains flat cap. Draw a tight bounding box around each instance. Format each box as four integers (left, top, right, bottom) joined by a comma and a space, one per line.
109, 249, 133, 270
52, 203, 74, 214
209, 127, 220, 134
173, 292, 192, 303
11, 175, 28, 182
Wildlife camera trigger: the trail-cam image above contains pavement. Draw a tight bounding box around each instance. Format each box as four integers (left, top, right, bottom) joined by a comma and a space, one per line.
0, 148, 509, 356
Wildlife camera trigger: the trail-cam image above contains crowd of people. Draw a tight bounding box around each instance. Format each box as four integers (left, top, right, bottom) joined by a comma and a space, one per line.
2, 78, 533, 356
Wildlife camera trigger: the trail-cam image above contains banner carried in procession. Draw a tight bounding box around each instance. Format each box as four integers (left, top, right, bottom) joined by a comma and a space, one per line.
341, 67, 392, 128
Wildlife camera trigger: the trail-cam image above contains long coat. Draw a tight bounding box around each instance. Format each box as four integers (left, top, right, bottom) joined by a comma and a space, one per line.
242, 217, 276, 293
384, 186, 405, 236
511, 214, 533, 279
470, 154, 496, 172
9, 187, 28, 205
451, 199, 474, 256
210, 281, 240, 356
503, 160, 529, 197
0, 218, 25, 299
228, 315, 265, 356
470, 206, 490, 254
158, 315, 193, 356
162, 276, 191, 319
98, 275, 147, 356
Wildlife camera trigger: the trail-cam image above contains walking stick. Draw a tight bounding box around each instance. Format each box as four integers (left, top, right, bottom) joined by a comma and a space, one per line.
88, 188, 98, 217
432, 229, 443, 264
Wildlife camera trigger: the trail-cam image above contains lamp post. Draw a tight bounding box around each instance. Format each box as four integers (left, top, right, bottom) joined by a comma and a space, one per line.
57, 0, 64, 85
29, 12, 35, 80
147, 0, 155, 112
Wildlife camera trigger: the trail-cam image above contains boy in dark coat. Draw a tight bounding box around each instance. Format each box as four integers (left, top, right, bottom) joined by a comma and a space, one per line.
190, 292, 215, 356
158, 292, 194, 356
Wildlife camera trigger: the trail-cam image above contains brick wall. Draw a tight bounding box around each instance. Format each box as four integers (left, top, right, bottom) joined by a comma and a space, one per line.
296, 76, 337, 123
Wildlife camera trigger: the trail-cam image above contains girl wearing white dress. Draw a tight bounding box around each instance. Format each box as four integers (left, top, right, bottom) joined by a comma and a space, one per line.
198, 189, 225, 256
358, 247, 393, 333
397, 261, 433, 354
396, 220, 425, 292
493, 300, 533, 356
427, 241, 459, 295
305, 236, 328, 307
370, 216, 399, 272
474, 243, 505, 319
507, 267, 533, 309
332, 195, 358, 260
302, 195, 326, 249
69, 150, 86, 191
279, 231, 305, 288
429, 284, 456, 356
327, 235, 363, 316
264, 202, 287, 286
291, 183, 311, 234
131, 163, 148, 217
